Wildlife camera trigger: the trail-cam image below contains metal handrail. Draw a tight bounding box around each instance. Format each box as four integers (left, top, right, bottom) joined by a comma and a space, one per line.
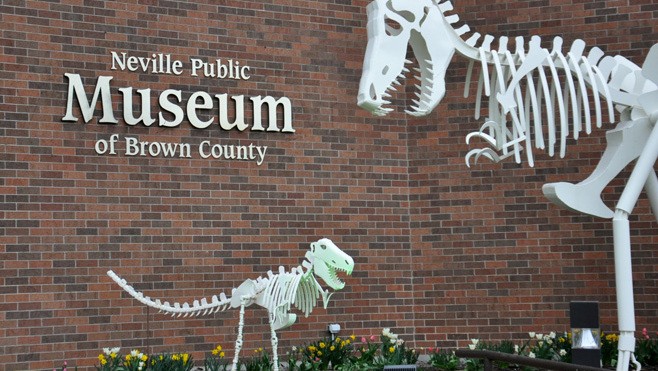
455, 349, 608, 371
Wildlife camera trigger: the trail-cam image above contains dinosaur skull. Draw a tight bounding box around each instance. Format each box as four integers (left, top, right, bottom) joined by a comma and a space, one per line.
358, 0, 455, 117
311, 238, 354, 290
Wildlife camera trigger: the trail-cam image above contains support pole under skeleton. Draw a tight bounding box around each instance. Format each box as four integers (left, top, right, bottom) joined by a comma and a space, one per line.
613, 118, 658, 371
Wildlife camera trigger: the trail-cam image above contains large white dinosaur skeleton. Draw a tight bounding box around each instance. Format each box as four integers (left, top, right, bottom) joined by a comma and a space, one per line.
107, 238, 354, 371
357, 1, 658, 369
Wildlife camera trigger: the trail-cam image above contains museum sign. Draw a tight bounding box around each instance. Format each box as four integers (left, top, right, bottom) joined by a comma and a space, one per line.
62, 51, 295, 165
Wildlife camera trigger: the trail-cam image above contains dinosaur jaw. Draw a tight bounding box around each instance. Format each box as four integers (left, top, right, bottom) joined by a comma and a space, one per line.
358, 0, 444, 117
358, 0, 410, 117
358, 49, 440, 117
310, 238, 355, 291
314, 259, 353, 290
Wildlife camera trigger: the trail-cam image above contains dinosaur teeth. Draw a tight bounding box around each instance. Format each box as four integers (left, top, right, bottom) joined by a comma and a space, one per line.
405, 106, 428, 117
438, 1, 454, 13
454, 24, 470, 37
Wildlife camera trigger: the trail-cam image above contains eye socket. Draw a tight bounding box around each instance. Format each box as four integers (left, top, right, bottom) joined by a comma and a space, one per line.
382, 66, 389, 75
369, 83, 377, 100
320, 244, 327, 250
385, 17, 403, 37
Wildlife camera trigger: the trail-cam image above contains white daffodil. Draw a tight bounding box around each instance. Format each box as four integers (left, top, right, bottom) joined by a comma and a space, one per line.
559, 349, 567, 356
103, 348, 111, 355
529, 332, 535, 338
536, 333, 543, 340
529, 352, 536, 358
111, 347, 121, 355
549, 332, 556, 339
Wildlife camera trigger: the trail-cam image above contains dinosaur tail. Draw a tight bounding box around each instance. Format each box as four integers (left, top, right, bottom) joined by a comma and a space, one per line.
107, 270, 232, 317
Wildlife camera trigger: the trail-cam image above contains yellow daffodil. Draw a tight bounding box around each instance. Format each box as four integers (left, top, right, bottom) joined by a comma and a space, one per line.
220, 351, 225, 358
389, 346, 395, 353
330, 345, 335, 351
319, 342, 326, 349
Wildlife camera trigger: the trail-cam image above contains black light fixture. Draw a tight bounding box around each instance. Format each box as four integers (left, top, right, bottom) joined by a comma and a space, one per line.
570, 301, 601, 367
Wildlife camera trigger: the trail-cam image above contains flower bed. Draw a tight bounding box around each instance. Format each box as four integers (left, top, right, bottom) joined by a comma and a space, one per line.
429, 328, 658, 370
52, 328, 658, 370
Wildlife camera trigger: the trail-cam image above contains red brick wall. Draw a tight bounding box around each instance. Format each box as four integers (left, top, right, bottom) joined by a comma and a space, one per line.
1, 0, 656, 369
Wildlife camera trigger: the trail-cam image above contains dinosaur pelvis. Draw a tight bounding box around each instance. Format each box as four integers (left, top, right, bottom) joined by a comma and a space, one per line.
230, 279, 258, 308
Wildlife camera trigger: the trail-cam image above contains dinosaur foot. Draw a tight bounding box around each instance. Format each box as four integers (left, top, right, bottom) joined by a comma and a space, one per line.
542, 182, 614, 219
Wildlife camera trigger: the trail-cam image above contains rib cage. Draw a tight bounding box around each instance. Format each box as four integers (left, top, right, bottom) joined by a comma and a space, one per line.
434, 0, 653, 167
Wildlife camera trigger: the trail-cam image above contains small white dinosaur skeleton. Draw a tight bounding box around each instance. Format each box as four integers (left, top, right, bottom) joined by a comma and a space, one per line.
357, 1, 658, 370
108, 238, 354, 371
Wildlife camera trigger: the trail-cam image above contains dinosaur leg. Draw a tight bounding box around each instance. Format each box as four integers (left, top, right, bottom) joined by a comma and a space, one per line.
231, 297, 248, 371
543, 118, 652, 219
268, 311, 280, 371
612, 119, 658, 371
